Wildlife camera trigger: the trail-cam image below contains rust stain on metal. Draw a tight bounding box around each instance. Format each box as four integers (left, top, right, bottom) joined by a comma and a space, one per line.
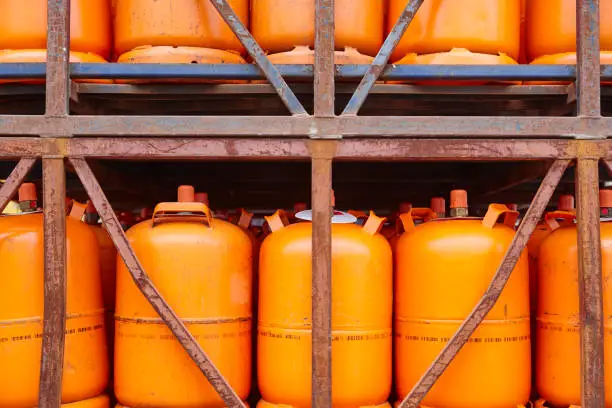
570, 139, 605, 160
398, 159, 570, 408
0, 158, 37, 212
575, 158, 605, 408
69, 157, 246, 408
39, 157, 67, 408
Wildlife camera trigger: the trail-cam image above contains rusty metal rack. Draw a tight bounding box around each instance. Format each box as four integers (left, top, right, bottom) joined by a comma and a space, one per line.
0, 0, 610, 407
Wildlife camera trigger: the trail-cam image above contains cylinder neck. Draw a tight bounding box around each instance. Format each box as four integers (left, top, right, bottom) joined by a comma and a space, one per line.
449, 189, 468, 218
449, 207, 468, 218
18, 183, 38, 213
84, 212, 99, 225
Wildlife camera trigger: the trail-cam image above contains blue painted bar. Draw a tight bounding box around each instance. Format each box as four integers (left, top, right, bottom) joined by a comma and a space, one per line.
0, 63, 612, 81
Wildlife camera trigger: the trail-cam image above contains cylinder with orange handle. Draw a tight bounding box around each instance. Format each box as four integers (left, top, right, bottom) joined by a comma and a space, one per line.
258, 210, 392, 407
536, 189, 612, 406
114, 185, 252, 408
395, 192, 530, 408
0, 184, 108, 407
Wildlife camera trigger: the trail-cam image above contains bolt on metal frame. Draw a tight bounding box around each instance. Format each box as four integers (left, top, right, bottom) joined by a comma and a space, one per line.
0, 0, 606, 408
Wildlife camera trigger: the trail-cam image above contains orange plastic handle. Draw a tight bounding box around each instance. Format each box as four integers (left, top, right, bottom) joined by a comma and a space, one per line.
399, 207, 438, 233
482, 204, 519, 229
237, 209, 254, 230
152, 202, 213, 227
362, 211, 387, 235
69, 200, 86, 221
265, 210, 289, 233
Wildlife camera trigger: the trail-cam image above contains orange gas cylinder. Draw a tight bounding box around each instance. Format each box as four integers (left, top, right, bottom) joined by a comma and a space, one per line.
82, 201, 117, 381
258, 209, 392, 408
113, 0, 249, 57
527, 194, 576, 315
252, 0, 384, 57
114, 185, 252, 408
0, 50, 108, 84
395, 191, 530, 408
526, 0, 612, 61
536, 190, 612, 406
388, 0, 521, 62
393, 48, 519, 86
0, 184, 108, 407
116, 46, 247, 84
63, 395, 110, 408
529, 52, 612, 85
0, 0, 111, 59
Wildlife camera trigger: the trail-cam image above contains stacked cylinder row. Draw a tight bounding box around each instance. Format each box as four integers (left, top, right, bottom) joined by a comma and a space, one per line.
1, 184, 611, 408
0, 0, 611, 80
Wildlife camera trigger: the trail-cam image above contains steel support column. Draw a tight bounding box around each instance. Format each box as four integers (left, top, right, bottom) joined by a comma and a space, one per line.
310, 140, 336, 408
312, 0, 335, 405
39, 157, 67, 408
577, 0, 601, 117
576, 158, 605, 408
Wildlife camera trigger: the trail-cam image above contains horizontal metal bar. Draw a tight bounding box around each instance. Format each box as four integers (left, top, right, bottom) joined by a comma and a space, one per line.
0, 137, 606, 160
73, 83, 574, 96
0, 115, 609, 138
1, 63, 612, 81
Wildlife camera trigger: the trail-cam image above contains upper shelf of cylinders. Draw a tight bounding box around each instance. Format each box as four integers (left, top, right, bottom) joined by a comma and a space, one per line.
0, 0, 610, 68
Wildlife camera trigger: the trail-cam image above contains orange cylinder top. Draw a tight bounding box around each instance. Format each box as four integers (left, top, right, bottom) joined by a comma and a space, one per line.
526, 0, 612, 61
252, 0, 384, 56
114, 187, 252, 407
0, 0, 111, 59
0, 208, 108, 406
388, 0, 521, 62
395, 203, 529, 408
114, 0, 249, 57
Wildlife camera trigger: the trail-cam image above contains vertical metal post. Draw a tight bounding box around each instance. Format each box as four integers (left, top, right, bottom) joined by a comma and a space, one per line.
310, 141, 336, 408
576, 0, 601, 117
314, 0, 335, 117
39, 0, 71, 405
45, 0, 71, 117
576, 157, 605, 408
39, 158, 67, 408
312, 1, 335, 406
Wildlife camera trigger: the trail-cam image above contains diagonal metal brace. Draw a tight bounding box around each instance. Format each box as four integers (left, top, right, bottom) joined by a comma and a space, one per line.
342, 0, 424, 116
0, 157, 37, 212
398, 159, 570, 408
205, 0, 308, 116
70, 157, 246, 408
